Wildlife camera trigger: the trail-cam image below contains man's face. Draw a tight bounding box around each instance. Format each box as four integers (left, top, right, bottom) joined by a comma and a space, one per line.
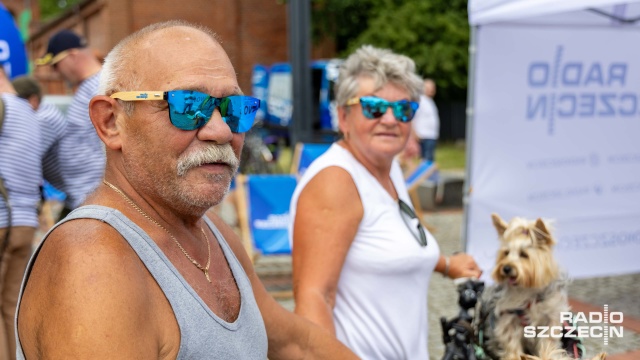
52, 50, 77, 84
119, 27, 245, 216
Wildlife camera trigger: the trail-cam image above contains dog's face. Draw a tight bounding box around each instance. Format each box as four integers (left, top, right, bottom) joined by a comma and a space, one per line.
491, 214, 559, 289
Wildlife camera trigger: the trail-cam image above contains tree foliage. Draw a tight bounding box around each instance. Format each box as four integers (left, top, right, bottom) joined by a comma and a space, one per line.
312, 0, 469, 101
39, 0, 83, 21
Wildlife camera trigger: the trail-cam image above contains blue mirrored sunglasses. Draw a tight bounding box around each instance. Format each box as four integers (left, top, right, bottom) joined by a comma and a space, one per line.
346, 96, 419, 122
110, 90, 260, 133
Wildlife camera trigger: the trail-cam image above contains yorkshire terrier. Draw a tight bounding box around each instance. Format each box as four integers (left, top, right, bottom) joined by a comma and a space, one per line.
483, 213, 590, 360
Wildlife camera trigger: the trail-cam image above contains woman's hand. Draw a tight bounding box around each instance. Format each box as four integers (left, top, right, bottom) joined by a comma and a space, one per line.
447, 253, 482, 279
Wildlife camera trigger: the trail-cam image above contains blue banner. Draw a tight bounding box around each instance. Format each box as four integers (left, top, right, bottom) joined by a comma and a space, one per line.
247, 175, 297, 255
297, 143, 331, 176
266, 63, 292, 126
0, 4, 28, 78
251, 64, 269, 123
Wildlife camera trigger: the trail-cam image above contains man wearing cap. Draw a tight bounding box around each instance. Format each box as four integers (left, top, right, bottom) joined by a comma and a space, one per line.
36, 29, 105, 218
0, 67, 43, 360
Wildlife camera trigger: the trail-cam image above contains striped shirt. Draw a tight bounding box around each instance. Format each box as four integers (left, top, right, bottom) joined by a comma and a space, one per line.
37, 103, 67, 192
58, 72, 105, 209
0, 94, 43, 228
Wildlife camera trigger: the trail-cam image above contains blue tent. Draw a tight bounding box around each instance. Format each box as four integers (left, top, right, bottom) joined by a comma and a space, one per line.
0, 3, 28, 79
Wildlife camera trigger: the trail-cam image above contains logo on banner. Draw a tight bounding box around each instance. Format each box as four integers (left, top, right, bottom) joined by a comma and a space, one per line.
524, 305, 624, 345
526, 46, 631, 135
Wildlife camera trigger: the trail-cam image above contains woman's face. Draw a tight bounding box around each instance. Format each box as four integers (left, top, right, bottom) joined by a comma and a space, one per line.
338, 77, 413, 163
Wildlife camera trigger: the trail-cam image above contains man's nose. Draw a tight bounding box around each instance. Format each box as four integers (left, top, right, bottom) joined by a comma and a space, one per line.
197, 108, 234, 144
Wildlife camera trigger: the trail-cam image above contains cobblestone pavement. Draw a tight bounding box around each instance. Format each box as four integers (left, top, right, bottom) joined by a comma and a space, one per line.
256, 210, 640, 360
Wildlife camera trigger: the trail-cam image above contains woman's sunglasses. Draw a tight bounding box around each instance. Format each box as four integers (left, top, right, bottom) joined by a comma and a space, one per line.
398, 199, 428, 247
110, 90, 260, 133
346, 96, 419, 122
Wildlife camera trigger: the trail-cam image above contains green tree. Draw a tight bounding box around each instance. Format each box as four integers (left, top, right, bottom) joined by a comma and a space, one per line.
312, 0, 469, 101
39, 0, 83, 21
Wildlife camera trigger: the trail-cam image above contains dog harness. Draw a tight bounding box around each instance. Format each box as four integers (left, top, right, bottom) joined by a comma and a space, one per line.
500, 292, 545, 326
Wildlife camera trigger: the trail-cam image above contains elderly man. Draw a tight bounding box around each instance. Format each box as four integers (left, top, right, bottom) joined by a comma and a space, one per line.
16, 21, 357, 359
0, 67, 43, 360
36, 29, 105, 217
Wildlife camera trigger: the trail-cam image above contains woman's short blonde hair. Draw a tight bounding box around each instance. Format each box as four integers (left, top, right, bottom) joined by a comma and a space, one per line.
335, 45, 423, 106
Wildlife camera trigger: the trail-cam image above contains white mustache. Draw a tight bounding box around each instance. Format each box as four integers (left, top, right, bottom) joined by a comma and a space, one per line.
177, 144, 239, 176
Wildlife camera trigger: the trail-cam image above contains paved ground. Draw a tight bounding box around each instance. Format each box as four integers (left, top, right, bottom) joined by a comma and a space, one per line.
255, 209, 640, 360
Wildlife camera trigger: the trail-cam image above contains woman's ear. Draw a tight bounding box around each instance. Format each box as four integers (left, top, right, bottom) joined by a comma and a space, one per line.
90, 95, 123, 150
337, 105, 349, 135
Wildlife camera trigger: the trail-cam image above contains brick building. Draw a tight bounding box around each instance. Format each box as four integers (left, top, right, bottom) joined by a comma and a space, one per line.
3, 0, 334, 95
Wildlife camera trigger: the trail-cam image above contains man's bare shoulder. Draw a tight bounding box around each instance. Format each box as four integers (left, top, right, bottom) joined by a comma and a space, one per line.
18, 218, 176, 358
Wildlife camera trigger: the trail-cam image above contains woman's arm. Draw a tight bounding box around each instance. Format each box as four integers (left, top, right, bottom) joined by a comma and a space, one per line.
435, 253, 483, 279
292, 166, 363, 334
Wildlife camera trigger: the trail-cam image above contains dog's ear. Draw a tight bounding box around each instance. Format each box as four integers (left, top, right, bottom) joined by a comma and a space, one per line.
591, 353, 607, 360
534, 218, 555, 247
491, 213, 508, 237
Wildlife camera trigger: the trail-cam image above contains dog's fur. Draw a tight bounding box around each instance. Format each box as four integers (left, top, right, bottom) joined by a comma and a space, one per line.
487, 214, 606, 360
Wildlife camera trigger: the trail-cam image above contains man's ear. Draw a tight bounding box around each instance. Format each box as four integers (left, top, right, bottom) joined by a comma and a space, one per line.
90, 95, 123, 150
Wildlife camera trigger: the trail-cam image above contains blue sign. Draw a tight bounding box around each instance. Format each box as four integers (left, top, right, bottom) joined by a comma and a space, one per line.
251, 64, 269, 123
296, 143, 331, 176
247, 175, 297, 255
266, 63, 293, 126
0, 4, 28, 78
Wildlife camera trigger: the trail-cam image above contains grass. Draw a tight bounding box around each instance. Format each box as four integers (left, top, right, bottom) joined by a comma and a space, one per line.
268, 140, 467, 174
435, 141, 466, 170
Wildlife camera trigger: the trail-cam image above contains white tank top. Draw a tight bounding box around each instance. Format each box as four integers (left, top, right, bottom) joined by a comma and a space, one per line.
289, 144, 440, 359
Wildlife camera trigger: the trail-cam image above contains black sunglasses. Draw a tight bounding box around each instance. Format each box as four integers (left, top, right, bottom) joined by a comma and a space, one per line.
398, 199, 427, 247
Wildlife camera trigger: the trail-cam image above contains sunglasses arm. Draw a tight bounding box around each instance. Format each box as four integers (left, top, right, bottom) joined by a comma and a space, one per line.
109, 91, 166, 101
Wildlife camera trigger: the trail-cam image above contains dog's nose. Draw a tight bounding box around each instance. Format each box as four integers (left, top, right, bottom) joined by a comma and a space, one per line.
502, 265, 512, 275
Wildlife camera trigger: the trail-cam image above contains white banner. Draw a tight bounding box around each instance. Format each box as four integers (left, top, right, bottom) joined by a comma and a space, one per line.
468, 25, 640, 279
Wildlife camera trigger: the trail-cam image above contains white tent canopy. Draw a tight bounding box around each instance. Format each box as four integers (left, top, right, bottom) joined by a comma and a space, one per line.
465, 0, 640, 279
470, 0, 640, 25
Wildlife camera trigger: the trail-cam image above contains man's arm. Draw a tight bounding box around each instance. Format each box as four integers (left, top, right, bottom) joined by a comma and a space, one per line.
209, 212, 359, 360
18, 219, 175, 359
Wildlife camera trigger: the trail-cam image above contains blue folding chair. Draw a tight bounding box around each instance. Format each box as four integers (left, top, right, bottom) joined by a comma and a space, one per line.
235, 174, 298, 260
290, 142, 332, 177
404, 160, 438, 219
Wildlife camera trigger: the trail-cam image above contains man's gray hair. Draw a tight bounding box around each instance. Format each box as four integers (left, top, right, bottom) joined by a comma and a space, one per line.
98, 20, 221, 115
334, 45, 423, 106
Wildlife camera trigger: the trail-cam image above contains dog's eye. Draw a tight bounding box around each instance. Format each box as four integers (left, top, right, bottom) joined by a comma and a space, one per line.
520, 251, 529, 258
502, 249, 509, 257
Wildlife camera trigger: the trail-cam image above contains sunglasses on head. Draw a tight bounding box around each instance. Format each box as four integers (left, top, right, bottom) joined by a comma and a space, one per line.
346, 96, 419, 122
110, 90, 260, 133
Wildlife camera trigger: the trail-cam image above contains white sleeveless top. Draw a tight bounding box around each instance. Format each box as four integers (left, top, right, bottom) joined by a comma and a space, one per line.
289, 144, 440, 359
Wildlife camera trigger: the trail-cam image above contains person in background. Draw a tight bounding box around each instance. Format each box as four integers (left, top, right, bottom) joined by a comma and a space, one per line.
289, 45, 482, 359
36, 29, 105, 219
16, 20, 357, 359
0, 66, 43, 360
12, 76, 68, 200
411, 78, 440, 163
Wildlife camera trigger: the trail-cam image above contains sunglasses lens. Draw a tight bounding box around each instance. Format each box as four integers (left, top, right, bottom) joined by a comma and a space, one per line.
167, 90, 216, 130
167, 91, 260, 132
220, 96, 260, 133
359, 97, 417, 122
360, 97, 387, 119
392, 101, 417, 123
